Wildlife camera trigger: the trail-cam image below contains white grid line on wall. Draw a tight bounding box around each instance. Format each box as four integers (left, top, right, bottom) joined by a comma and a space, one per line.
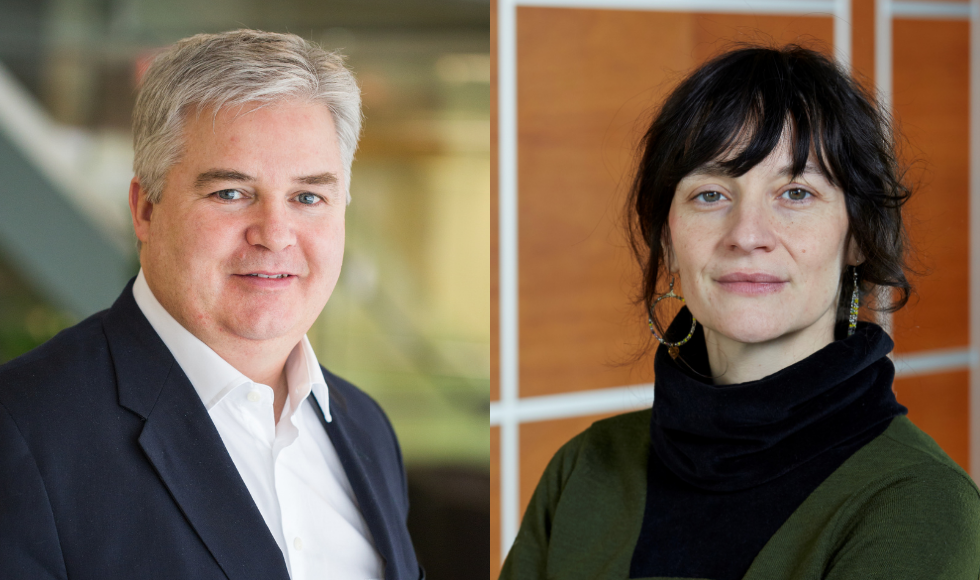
489, 347, 978, 426
509, 0, 836, 12
497, 0, 974, 561
892, 0, 970, 19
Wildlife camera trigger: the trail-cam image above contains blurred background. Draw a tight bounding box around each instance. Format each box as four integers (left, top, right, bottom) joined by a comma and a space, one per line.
490, 0, 977, 575
0, 0, 489, 577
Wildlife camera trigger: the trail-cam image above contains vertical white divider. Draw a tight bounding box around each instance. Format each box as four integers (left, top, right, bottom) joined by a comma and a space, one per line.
835, 0, 853, 70
875, 0, 895, 338
498, 0, 521, 562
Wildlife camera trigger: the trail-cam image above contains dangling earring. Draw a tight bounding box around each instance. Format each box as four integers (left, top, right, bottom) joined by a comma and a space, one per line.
647, 276, 697, 359
848, 266, 860, 337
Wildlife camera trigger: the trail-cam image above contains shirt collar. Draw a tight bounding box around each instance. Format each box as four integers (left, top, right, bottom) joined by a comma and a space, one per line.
132, 269, 331, 421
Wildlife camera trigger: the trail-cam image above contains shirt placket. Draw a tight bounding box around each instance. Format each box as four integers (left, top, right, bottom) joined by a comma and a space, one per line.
274, 400, 307, 580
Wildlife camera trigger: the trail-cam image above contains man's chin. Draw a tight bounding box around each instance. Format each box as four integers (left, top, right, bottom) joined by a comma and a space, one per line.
220, 313, 305, 343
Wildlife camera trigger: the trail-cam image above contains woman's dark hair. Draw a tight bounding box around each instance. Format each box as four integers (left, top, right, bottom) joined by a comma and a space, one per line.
628, 44, 913, 337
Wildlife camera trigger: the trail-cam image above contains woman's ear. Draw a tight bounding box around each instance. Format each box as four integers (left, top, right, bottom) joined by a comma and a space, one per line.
662, 229, 679, 273
846, 236, 865, 266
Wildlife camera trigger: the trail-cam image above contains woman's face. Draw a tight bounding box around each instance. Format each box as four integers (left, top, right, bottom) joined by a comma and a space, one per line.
668, 137, 853, 345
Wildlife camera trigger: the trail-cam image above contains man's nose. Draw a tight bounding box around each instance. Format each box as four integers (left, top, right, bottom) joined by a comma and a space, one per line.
245, 197, 297, 252
723, 195, 777, 254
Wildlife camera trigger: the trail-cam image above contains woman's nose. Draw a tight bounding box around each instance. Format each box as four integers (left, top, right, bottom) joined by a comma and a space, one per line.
723, 196, 777, 254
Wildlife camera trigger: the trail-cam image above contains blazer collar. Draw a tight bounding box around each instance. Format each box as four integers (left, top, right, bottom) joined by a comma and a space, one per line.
309, 389, 412, 580
104, 280, 290, 580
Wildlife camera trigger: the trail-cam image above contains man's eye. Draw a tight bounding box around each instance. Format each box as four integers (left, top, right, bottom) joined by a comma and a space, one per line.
782, 188, 812, 201
215, 189, 244, 201
296, 193, 321, 205
695, 191, 725, 203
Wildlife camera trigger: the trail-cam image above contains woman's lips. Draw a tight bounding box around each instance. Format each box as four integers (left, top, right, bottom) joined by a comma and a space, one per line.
715, 272, 788, 295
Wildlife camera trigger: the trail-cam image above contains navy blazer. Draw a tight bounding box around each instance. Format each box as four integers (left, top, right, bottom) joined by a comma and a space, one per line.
0, 281, 422, 579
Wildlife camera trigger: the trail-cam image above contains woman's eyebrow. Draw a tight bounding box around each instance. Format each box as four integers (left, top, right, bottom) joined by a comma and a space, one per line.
684, 161, 827, 180
685, 162, 727, 178
778, 162, 824, 179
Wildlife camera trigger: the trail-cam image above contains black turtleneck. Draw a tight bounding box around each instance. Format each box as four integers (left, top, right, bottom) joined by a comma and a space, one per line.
629, 308, 907, 580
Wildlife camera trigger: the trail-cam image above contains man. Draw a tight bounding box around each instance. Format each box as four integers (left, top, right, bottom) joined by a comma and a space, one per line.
0, 30, 421, 580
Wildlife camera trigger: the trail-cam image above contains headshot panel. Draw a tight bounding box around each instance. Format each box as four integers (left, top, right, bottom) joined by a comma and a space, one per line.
490, 0, 979, 577
0, 3, 490, 579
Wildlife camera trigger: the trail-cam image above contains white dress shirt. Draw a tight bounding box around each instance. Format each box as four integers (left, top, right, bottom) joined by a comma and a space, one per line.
133, 270, 384, 580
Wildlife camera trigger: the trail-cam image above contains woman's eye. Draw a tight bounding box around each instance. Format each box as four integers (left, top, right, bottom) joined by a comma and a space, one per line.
695, 191, 725, 203
296, 193, 321, 205
214, 189, 244, 201
782, 188, 812, 201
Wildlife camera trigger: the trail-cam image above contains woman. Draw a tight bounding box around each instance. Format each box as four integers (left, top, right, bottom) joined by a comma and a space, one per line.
500, 45, 980, 580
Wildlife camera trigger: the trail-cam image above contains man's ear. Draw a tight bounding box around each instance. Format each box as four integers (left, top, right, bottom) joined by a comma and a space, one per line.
129, 178, 153, 246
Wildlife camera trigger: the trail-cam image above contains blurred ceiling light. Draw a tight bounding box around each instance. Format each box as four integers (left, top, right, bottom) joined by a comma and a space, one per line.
435, 53, 490, 84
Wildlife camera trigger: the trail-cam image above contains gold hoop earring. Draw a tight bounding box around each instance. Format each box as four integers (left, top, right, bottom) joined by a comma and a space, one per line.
647, 277, 697, 360
848, 266, 859, 337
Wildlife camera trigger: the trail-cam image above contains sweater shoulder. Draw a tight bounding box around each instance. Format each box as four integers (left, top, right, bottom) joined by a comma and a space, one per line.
817, 416, 979, 511
539, 408, 652, 493
833, 416, 980, 501
562, 408, 650, 463
852, 415, 980, 516
878, 415, 972, 477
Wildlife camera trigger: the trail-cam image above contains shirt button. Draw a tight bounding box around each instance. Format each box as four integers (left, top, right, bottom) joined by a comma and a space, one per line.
247, 391, 261, 403
293, 537, 303, 551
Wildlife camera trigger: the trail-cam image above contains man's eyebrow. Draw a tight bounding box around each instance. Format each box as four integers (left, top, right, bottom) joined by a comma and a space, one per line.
194, 170, 340, 188
296, 172, 339, 186
195, 169, 254, 188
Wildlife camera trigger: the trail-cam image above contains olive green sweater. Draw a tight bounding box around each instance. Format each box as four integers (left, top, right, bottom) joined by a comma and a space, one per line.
500, 412, 980, 580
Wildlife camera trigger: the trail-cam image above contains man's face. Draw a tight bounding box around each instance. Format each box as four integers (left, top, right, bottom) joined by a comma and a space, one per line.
134, 100, 346, 347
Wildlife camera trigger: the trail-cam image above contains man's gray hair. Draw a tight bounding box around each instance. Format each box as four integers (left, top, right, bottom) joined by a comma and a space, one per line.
133, 29, 362, 204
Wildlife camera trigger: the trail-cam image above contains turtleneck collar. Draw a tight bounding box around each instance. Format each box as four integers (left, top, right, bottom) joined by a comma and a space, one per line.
650, 307, 906, 492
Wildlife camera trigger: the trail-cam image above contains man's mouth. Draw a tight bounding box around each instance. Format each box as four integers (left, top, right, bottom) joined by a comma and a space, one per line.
245, 273, 291, 279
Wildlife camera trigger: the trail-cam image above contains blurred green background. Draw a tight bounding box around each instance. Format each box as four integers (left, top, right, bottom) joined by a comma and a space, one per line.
0, 0, 489, 576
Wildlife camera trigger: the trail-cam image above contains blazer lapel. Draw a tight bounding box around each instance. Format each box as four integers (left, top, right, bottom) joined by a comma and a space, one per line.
310, 393, 404, 580
104, 282, 290, 580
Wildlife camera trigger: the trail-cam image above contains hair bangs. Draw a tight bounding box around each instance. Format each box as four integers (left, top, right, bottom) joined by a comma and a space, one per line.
678, 50, 843, 188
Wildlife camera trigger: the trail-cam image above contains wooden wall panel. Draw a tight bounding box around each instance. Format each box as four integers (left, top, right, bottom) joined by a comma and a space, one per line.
852, 0, 876, 86
690, 13, 834, 61
894, 371, 970, 470
891, 20, 970, 353
516, 7, 691, 398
